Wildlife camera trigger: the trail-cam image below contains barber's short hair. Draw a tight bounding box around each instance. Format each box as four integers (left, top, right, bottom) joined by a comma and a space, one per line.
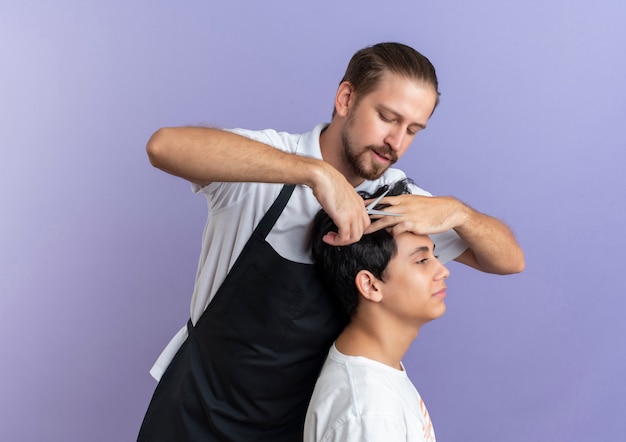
340, 42, 440, 107
310, 179, 413, 317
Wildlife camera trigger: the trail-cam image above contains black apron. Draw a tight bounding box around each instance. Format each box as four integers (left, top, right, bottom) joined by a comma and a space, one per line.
138, 184, 348, 441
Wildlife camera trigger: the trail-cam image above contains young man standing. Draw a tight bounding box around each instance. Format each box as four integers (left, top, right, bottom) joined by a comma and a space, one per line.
138, 43, 524, 441
305, 181, 449, 442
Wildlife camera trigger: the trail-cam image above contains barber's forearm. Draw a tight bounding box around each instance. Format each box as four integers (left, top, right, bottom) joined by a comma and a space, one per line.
453, 206, 525, 275
146, 126, 323, 187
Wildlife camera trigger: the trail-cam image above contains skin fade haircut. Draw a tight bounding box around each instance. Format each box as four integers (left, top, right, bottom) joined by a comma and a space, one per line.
310, 179, 413, 317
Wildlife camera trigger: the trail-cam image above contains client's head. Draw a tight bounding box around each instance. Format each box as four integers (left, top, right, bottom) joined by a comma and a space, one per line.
311, 179, 450, 325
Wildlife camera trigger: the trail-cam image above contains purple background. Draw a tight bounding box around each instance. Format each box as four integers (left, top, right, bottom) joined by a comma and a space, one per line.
1, 1, 625, 440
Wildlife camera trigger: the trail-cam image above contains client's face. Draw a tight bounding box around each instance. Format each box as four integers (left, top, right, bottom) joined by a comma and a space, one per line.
378, 232, 450, 324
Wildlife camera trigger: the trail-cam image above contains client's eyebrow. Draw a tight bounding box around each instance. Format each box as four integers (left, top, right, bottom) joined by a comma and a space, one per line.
409, 246, 431, 256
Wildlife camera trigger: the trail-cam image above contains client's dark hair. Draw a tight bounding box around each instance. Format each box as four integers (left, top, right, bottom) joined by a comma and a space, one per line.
310, 179, 413, 317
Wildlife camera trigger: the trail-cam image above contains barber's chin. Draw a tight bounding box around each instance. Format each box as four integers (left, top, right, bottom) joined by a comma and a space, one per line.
364, 166, 387, 180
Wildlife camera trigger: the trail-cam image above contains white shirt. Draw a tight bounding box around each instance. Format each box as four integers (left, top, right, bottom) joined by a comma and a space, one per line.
149, 123, 467, 380
304, 344, 436, 442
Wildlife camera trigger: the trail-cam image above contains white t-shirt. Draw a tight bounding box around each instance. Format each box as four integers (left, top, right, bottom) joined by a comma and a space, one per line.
304, 344, 436, 442
149, 123, 467, 380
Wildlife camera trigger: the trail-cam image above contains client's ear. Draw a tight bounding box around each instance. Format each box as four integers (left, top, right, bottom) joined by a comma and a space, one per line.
355, 270, 383, 303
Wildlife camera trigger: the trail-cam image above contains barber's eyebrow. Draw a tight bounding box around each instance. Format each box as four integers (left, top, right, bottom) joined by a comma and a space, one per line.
378, 104, 427, 130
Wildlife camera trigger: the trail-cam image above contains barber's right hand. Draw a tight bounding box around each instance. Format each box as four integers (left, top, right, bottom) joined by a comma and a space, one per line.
309, 163, 370, 246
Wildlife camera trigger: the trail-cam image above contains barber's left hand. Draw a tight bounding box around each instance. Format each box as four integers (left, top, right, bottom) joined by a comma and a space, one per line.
363, 194, 469, 236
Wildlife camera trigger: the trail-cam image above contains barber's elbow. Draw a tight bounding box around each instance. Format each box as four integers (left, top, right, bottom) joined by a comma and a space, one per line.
499, 250, 526, 275
146, 128, 171, 169
511, 253, 526, 274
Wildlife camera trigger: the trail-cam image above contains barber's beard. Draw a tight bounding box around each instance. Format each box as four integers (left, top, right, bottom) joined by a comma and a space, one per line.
341, 131, 398, 181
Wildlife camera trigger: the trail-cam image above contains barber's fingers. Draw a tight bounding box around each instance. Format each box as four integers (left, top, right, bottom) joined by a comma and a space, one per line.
364, 194, 465, 236
309, 163, 372, 245
323, 207, 370, 246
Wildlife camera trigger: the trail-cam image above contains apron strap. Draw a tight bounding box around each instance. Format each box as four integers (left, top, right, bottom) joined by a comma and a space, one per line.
188, 184, 297, 334
254, 184, 296, 240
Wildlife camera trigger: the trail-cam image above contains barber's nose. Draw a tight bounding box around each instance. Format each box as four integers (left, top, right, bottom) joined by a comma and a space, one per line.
385, 128, 405, 152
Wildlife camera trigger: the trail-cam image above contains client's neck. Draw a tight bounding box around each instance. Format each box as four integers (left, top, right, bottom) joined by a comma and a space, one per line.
334, 315, 419, 370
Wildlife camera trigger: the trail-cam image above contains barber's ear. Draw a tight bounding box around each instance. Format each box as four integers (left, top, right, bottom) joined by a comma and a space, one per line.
355, 270, 383, 303
334, 81, 355, 117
